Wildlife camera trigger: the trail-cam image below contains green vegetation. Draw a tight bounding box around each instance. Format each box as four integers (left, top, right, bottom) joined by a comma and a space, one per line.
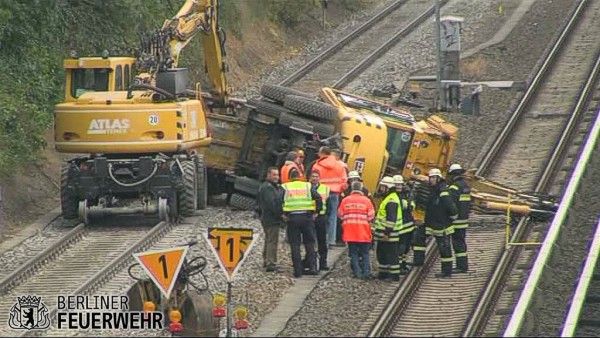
0, 0, 183, 175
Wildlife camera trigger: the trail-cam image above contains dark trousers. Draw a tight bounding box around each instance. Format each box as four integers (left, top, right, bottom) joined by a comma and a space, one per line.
376, 240, 400, 280
412, 225, 426, 266
349, 242, 371, 277
315, 215, 329, 267
287, 214, 316, 276
452, 228, 468, 271
398, 231, 413, 265
261, 222, 280, 269
412, 225, 453, 275
437, 235, 453, 275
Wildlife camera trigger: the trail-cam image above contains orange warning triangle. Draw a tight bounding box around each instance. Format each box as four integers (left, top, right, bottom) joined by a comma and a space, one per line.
206, 227, 255, 280
133, 246, 189, 298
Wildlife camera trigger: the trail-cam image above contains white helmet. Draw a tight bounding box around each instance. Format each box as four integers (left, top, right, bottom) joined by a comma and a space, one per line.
392, 175, 404, 184
448, 163, 465, 174
348, 171, 361, 179
379, 176, 395, 188
428, 168, 443, 178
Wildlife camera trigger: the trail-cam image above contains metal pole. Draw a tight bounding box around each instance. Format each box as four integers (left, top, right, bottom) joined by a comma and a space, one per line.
226, 281, 232, 337
435, 0, 442, 112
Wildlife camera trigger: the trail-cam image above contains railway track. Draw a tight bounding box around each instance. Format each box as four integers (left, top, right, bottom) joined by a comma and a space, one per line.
365, 0, 600, 335
0, 220, 173, 336
279, 0, 445, 93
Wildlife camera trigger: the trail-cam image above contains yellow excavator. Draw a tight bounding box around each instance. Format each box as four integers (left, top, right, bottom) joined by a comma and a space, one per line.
56, 0, 230, 222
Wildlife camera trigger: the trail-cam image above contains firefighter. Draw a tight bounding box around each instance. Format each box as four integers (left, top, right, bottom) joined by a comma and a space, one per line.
338, 181, 375, 279
373, 176, 402, 282
341, 171, 371, 199
393, 175, 415, 275
281, 170, 322, 278
280, 151, 305, 184
310, 170, 331, 271
423, 168, 458, 278
447, 163, 472, 272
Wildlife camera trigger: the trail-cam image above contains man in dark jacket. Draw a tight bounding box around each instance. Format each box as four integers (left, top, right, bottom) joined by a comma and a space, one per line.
257, 167, 284, 272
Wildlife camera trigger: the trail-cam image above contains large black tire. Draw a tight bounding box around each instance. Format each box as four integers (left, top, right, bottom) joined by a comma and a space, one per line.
249, 98, 293, 118
60, 164, 78, 219
178, 160, 197, 217
234, 177, 261, 197
229, 193, 257, 211
260, 84, 313, 103
194, 154, 208, 210
283, 95, 337, 121
278, 111, 335, 137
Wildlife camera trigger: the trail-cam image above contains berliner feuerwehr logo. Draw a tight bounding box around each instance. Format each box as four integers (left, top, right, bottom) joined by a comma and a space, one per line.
8, 295, 50, 330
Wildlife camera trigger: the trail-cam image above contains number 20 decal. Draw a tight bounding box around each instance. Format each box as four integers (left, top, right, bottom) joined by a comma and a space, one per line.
149, 114, 159, 126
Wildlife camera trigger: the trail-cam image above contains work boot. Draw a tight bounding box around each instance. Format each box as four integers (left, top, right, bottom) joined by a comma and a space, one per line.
456, 256, 468, 272
399, 262, 410, 275
319, 259, 330, 271
435, 272, 452, 278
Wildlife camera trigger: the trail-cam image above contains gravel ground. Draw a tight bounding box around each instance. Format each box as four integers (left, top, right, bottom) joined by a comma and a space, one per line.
263, 0, 579, 336
278, 251, 393, 337
0, 218, 76, 273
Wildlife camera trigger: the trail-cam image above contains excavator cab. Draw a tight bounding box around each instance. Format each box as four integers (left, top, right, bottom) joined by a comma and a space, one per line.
63, 56, 136, 102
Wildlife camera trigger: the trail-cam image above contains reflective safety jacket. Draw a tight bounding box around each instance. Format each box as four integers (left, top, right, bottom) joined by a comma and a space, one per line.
449, 176, 472, 229
281, 181, 321, 213
338, 192, 375, 243
311, 155, 347, 193
398, 189, 416, 234
424, 182, 458, 236
373, 191, 403, 242
281, 161, 304, 184
313, 184, 330, 216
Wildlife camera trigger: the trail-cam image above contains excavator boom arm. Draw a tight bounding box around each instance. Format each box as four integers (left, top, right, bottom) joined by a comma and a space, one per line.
138, 0, 228, 105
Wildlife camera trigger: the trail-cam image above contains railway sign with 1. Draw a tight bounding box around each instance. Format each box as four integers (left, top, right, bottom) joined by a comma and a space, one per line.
205, 227, 255, 280
133, 246, 189, 298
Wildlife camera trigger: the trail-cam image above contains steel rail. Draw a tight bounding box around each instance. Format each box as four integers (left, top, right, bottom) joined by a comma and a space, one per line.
368, 0, 592, 335
0, 223, 85, 294
465, 56, 600, 338
561, 217, 600, 337
503, 107, 600, 337
21, 221, 172, 337
278, 0, 406, 87
332, 1, 446, 89
474, 0, 589, 177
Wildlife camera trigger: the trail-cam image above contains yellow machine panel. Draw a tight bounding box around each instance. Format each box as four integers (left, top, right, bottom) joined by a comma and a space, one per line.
54, 91, 211, 154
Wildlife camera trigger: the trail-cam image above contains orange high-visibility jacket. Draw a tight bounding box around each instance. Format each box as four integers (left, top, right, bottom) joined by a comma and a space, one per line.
311, 155, 347, 193
338, 192, 375, 243
280, 162, 304, 184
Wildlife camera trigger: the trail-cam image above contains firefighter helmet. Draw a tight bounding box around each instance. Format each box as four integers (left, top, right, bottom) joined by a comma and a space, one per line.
392, 175, 404, 184
348, 171, 361, 179
448, 163, 465, 175
379, 176, 395, 188
428, 168, 443, 178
